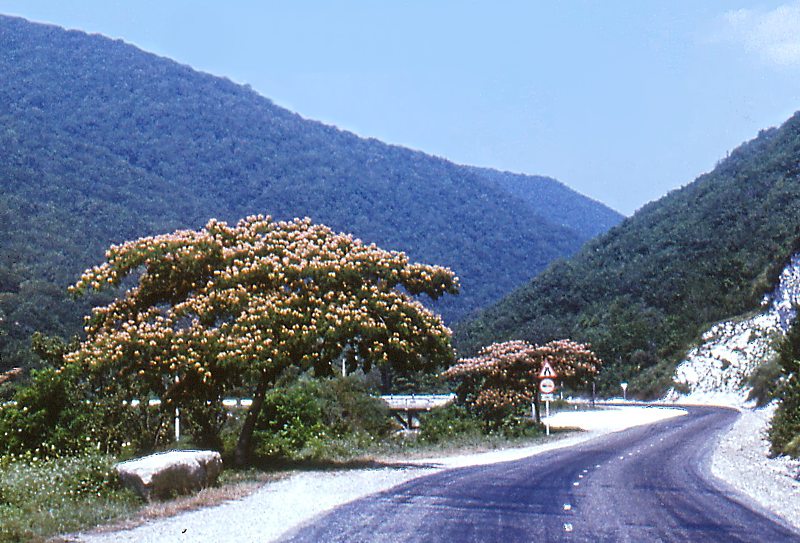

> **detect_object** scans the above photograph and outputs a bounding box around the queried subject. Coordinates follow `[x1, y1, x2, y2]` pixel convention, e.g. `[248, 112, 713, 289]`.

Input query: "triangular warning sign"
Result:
[538, 361, 558, 379]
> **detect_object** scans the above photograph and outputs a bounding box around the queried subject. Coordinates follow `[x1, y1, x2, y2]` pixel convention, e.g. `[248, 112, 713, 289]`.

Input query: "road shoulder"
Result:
[73, 405, 685, 543]
[711, 404, 800, 532]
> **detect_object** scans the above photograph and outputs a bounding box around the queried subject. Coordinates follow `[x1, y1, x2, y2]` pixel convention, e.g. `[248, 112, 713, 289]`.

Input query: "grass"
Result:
[0, 453, 139, 543]
[0, 454, 289, 543]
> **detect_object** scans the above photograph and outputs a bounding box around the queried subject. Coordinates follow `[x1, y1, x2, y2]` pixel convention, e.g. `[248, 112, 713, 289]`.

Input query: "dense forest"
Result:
[455, 111, 800, 396]
[467, 167, 621, 240]
[0, 16, 622, 371]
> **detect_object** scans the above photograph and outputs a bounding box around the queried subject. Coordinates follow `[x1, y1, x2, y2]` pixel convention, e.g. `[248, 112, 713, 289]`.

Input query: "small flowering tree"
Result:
[443, 339, 601, 425]
[67, 215, 458, 464]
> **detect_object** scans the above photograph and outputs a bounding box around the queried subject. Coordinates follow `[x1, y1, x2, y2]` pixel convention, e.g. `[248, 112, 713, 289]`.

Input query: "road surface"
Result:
[280, 406, 799, 542]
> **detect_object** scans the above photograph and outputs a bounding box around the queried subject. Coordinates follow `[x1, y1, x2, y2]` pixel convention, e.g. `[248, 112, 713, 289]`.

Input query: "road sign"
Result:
[538, 361, 558, 379]
[541, 393, 555, 401]
[539, 378, 556, 394]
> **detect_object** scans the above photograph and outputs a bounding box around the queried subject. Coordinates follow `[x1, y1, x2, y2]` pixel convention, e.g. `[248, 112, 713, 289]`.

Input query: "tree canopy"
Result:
[66, 215, 459, 463]
[443, 339, 601, 423]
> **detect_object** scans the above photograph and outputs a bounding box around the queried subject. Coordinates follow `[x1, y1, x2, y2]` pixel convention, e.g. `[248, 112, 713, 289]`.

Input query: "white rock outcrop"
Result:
[666, 254, 800, 406]
[116, 450, 222, 501]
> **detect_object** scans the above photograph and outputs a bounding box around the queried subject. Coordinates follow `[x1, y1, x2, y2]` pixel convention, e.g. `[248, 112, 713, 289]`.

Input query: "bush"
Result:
[181, 400, 228, 451]
[769, 374, 800, 457]
[769, 319, 800, 457]
[747, 358, 783, 407]
[315, 376, 393, 437]
[783, 434, 800, 458]
[630, 361, 682, 400]
[418, 403, 542, 443]
[0, 360, 158, 458]
[418, 404, 484, 444]
[251, 375, 392, 461]
[0, 333, 176, 458]
[0, 364, 103, 457]
[253, 380, 328, 460]
[495, 415, 542, 438]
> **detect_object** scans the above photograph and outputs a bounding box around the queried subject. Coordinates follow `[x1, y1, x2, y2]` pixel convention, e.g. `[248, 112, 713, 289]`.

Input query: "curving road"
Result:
[280, 406, 799, 542]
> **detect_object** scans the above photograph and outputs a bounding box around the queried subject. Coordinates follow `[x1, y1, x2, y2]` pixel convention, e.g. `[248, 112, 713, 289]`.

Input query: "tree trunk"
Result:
[234, 377, 270, 467]
[533, 388, 541, 423]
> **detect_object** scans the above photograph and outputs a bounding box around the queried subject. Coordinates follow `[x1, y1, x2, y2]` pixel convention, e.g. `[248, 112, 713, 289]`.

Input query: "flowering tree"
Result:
[443, 339, 601, 424]
[0, 367, 22, 386]
[66, 215, 458, 464]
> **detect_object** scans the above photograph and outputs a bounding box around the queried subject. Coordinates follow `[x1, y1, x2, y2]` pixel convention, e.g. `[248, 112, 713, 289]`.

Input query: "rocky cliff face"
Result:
[666, 254, 800, 406]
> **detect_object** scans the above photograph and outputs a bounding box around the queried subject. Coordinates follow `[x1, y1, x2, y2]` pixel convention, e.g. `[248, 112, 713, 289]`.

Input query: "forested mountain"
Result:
[455, 112, 800, 396]
[0, 15, 622, 370]
[468, 168, 623, 239]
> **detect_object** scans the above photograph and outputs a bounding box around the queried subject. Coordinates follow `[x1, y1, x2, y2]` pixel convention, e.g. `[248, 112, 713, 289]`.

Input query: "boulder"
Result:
[116, 450, 222, 501]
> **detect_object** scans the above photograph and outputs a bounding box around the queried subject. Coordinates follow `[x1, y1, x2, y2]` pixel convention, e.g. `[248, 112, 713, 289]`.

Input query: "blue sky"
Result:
[2, 1, 800, 214]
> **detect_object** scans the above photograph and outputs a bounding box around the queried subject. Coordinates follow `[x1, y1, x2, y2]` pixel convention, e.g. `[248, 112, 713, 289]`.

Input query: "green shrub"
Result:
[629, 361, 680, 400]
[671, 380, 691, 395]
[495, 415, 542, 438]
[419, 402, 543, 444]
[253, 380, 328, 460]
[251, 375, 392, 461]
[0, 333, 176, 458]
[0, 365, 99, 457]
[784, 435, 800, 458]
[314, 376, 392, 437]
[0, 360, 157, 458]
[418, 404, 484, 444]
[769, 374, 800, 457]
[769, 318, 800, 457]
[181, 400, 229, 451]
[747, 358, 783, 407]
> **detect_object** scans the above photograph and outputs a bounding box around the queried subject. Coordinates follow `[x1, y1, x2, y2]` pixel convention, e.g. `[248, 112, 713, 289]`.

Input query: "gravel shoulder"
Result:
[71, 406, 685, 543]
[711, 404, 800, 532]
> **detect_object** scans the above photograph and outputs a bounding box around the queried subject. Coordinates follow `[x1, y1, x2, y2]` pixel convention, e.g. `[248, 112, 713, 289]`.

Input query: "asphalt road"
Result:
[279, 406, 800, 542]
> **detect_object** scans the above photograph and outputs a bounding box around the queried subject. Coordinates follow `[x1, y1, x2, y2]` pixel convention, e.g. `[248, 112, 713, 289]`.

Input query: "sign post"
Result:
[621, 382, 628, 401]
[174, 375, 181, 442]
[538, 362, 559, 436]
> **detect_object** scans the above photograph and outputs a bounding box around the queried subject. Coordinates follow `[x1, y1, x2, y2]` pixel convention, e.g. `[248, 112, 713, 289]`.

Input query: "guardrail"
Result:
[118, 398, 255, 408]
[3, 396, 454, 410]
[380, 394, 456, 429]
[1, 394, 457, 434]
[380, 394, 456, 410]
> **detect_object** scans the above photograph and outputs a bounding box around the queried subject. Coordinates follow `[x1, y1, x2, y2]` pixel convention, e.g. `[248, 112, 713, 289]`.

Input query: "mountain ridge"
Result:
[0, 15, 622, 370]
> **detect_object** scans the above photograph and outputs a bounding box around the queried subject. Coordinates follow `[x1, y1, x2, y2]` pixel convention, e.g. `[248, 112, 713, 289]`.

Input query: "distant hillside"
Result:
[0, 15, 622, 370]
[469, 168, 623, 239]
[455, 112, 800, 396]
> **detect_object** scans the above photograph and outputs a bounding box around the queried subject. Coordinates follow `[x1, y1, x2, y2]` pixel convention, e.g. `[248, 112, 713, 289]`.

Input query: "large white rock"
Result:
[666, 253, 800, 406]
[116, 450, 222, 501]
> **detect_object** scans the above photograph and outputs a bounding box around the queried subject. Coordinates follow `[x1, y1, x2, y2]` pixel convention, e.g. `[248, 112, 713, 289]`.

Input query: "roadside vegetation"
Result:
[769, 318, 800, 458]
[0, 217, 599, 542]
[0, 452, 136, 542]
[0, 367, 573, 542]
